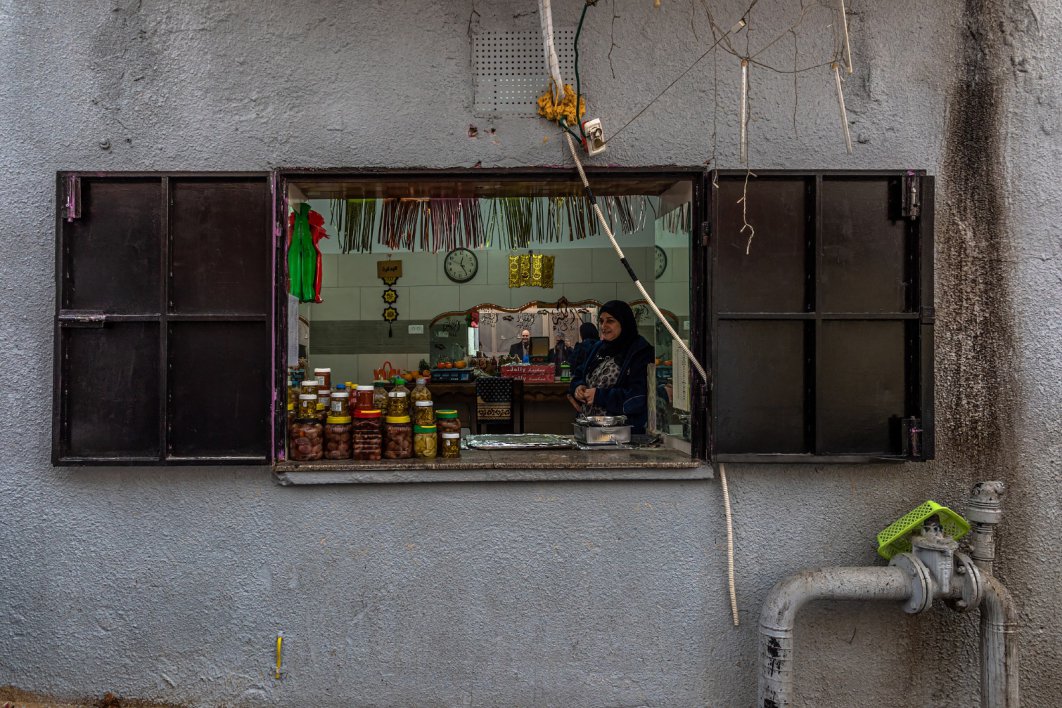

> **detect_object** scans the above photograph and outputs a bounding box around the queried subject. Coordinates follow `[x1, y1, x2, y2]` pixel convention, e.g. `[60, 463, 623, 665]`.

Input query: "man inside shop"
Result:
[508, 329, 532, 360]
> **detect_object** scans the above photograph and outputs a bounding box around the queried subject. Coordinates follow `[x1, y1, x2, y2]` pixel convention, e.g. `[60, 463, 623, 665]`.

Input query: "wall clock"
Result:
[654, 246, 668, 279]
[444, 248, 479, 283]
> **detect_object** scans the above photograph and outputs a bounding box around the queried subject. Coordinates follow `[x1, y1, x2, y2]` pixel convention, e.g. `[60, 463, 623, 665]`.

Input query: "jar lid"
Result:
[441, 432, 461, 439]
[416, 377, 427, 385]
[354, 409, 382, 418]
[326, 415, 352, 424]
[436, 409, 459, 419]
[314, 367, 331, 373]
[287, 402, 295, 411]
[373, 380, 389, 386]
[335, 383, 346, 390]
[299, 394, 316, 401]
[393, 376, 406, 385]
[385, 415, 411, 424]
[356, 385, 374, 391]
[301, 381, 318, 388]
[388, 390, 408, 397]
[414, 425, 437, 433]
[332, 390, 350, 398]
[414, 400, 433, 407]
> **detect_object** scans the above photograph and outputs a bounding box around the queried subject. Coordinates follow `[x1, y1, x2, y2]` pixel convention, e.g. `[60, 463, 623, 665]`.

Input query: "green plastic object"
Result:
[876, 501, 970, 560]
[288, 204, 317, 303]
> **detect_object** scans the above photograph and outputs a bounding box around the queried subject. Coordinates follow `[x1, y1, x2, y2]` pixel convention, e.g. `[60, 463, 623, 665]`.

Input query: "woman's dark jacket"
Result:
[569, 338, 596, 371]
[568, 336, 654, 433]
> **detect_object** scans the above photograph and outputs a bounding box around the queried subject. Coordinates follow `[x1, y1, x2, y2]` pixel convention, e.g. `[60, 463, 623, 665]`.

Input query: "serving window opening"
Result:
[278, 169, 702, 471]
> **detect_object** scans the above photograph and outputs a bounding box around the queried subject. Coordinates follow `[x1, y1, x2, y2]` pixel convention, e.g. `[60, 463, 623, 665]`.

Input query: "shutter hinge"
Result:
[63, 174, 82, 222]
[920, 306, 935, 324]
[701, 221, 711, 247]
[901, 171, 921, 220]
[58, 312, 105, 328]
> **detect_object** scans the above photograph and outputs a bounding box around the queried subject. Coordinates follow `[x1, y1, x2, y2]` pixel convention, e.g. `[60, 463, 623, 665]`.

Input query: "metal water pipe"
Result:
[757, 482, 1018, 708]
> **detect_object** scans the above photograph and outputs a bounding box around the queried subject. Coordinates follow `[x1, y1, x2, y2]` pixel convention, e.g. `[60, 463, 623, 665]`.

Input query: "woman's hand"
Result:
[581, 387, 597, 405]
[574, 385, 588, 402]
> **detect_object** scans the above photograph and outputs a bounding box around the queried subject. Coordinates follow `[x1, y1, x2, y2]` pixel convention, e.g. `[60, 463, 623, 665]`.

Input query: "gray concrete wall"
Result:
[1, 1, 1058, 705]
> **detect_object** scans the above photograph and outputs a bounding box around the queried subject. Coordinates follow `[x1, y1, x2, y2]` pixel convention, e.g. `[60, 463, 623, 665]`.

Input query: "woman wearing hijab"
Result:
[569, 301, 654, 434]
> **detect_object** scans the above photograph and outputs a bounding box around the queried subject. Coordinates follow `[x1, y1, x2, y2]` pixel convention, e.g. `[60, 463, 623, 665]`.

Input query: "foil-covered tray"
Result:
[465, 434, 576, 450]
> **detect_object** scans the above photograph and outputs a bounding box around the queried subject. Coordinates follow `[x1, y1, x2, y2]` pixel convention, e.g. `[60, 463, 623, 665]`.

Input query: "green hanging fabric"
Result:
[288, 203, 317, 303]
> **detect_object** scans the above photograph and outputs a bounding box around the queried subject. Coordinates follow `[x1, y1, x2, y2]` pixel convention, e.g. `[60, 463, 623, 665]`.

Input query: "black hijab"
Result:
[597, 300, 639, 357]
[579, 322, 599, 341]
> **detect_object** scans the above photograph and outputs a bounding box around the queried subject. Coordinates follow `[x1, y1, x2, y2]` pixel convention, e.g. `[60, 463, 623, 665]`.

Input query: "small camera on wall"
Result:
[581, 118, 606, 156]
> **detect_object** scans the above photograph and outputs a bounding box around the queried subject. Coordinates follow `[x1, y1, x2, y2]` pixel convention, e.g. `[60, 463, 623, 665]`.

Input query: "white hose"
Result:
[719, 463, 739, 626]
[538, 0, 565, 99]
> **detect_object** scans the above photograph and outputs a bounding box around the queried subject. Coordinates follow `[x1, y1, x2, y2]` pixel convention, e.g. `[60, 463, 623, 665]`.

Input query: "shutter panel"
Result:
[709, 171, 934, 462]
[53, 173, 273, 465]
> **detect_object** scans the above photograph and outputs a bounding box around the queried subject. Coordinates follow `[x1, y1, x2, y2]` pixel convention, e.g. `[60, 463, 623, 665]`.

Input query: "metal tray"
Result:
[573, 423, 632, 445]
[465, 434, 576, 450]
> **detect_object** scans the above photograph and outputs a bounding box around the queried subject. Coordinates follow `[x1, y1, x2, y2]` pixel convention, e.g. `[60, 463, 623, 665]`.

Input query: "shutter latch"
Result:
[59, 312, 105, 328]
[701, 221, 711, 247]
[901, 171, 921, 220]
[902, 416, 923, 459]
[63, 174, 82, 222]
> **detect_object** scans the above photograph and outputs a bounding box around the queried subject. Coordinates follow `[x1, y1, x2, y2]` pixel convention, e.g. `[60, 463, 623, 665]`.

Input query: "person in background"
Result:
[548, 335, 572, 375]
[569, 322, 598, 371]
[569, 301, 654, 434]
[508, 329, 532, 360]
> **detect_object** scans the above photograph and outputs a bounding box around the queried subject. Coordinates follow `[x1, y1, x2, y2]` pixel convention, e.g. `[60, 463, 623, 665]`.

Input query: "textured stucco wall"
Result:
[1, 1, 1059, 706]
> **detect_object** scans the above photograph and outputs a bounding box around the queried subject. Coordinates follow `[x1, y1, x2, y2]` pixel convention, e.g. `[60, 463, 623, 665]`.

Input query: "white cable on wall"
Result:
[563, 130, 739, 627]
[538, 0, 565, 97]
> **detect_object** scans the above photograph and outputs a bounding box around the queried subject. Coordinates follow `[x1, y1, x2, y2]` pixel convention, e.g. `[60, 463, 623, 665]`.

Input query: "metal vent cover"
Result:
[473, 30, 575, 116]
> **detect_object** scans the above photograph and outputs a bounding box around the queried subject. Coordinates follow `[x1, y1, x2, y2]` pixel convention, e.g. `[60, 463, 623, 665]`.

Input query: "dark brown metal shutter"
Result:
[708, 171, 934, 462]
[53, 173, 273, 465]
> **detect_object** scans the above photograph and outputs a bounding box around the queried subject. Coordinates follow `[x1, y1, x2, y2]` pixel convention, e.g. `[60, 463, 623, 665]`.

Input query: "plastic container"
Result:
[353, 409, 383, 460]
[436, 409, 461, 438]
[876, 501, 970, 560]
[413, 399, 435, 427]
[330, 389, 350, 418]
[314, 367, 332, 389]
[317, 389, 331, 412]
[372, 381, 389, 411]
[301, 379, 319, 399]
[324, 416, 353, 459]
[384, 415, 413, 459]
[411, 378, 432, 403]
[297, 393, 317, 419]
[355, 385, 375, 411]
[387, 390, 409, 417]
[414, 424, 438, 459]
[289, 420, 324, 461]
[441, 432, 461, 459]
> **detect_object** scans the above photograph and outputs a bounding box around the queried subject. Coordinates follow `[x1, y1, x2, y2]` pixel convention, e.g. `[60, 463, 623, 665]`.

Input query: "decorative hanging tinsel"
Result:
[661, 202, 692, 234]
[325, 196, 653, 253]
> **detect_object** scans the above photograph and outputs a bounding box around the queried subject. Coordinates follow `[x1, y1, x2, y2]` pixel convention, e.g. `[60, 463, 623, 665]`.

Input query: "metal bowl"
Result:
[578, 414, 627, 427]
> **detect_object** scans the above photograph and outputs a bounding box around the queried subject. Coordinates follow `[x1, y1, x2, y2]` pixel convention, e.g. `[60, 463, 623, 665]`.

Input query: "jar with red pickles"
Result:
[354, 385, 375, 411]
[353, 409, 383, 461]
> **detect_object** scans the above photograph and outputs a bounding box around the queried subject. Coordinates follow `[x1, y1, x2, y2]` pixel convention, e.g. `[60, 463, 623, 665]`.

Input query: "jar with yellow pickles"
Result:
[440, 432, 461, 459]
[413, 399, 435, 427]
[414, 425, 437, 459]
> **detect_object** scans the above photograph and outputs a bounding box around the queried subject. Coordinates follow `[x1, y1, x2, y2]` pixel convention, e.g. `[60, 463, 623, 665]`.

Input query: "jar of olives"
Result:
[324, 416, 353, 459]
[297, 393, 317, 419]
[413, 399, 435, 427]
[440, 432, 461, 459]
[330, 388, 350, 418]
[411, 378, 432, 403]
[387, 390, 409, 417]
[353, 409, 383, 461]
[414, 425, 437, 459]
[384, 415, 413, 459]
[289, 420, 324, 461]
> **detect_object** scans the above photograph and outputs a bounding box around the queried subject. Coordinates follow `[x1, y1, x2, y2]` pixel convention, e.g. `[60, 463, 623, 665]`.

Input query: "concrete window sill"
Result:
[273, 448, 711, 485]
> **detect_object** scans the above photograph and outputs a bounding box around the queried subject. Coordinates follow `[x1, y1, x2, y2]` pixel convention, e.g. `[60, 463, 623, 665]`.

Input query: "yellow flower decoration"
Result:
[536, 83, 586, 126]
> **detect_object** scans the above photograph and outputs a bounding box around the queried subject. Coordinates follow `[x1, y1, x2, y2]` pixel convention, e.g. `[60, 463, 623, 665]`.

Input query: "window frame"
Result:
[272, 166, 711, 464]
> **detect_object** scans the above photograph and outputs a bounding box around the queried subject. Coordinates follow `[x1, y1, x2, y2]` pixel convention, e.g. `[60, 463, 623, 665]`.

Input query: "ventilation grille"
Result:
[473, 30, 575, 116]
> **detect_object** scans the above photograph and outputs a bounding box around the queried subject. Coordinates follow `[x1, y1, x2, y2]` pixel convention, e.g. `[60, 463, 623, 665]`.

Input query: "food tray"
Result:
[465, 434, 576, 450]
[573, 423, 632, 445]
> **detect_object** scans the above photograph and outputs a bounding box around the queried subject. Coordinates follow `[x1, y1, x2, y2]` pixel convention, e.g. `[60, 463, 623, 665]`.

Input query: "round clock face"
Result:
[444, 248, 478, 283]
[654, 246, 668, 279]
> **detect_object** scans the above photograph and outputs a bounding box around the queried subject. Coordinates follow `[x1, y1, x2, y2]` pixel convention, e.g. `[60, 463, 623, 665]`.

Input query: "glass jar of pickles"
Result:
[301, 379, 319, 400]
[297, 393, 317, 419]
[313, 367, 331, 389]
[355, 385, 374, 411]
[440, 432, 461, 459]
[411, 378, 432, 403]
[317, 388, 331, 413]
[289, 420, 324, 461]
[330, 388, 350, 418]
[372, 380, 389, 411]
[353, 409, 383, 460]
[384, 415, 413, 459]
[414, 425, 437, 459]
[413, 399, 435, 427]
[436, 409, 461, 436]
[387, 390, 409, 417]
[324, 416, 353, 459]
